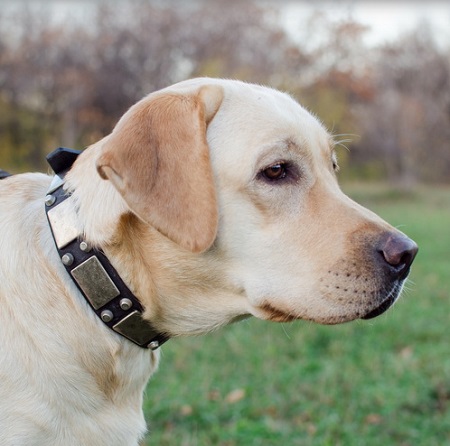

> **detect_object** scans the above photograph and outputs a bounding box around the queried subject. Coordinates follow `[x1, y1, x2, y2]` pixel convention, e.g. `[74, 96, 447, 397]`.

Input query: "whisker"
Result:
[331, 132, 359, 139]
[281, 323, 292, 340]
[330, 133, 359, 153]
[331, 133, 358, 151]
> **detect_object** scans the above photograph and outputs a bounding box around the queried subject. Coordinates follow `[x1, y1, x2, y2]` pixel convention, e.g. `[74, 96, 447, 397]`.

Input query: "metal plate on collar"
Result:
[47, 174, 65, 194]
[71, 256, 120, 309]
[113, 311, 160, 346]
[47, 198, 79, 249]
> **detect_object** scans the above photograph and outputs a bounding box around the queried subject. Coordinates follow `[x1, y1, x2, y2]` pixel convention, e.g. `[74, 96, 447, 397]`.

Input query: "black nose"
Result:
[379, 233, 418, 280]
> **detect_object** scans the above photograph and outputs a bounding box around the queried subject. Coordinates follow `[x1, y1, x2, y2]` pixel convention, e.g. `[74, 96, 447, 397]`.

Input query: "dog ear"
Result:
[96, 84, 224, 253]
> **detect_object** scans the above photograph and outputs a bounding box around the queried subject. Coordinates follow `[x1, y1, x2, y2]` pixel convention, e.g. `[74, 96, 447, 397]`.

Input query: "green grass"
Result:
[143, 184, 450, 445]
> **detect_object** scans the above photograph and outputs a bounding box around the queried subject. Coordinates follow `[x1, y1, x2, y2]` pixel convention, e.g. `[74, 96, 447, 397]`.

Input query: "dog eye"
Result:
[258, 162, 298, 184]
[262, 163, 287, 181]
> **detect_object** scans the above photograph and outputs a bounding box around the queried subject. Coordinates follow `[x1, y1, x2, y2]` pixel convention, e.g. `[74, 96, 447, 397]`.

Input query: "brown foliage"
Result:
[0, 1, 449, 183]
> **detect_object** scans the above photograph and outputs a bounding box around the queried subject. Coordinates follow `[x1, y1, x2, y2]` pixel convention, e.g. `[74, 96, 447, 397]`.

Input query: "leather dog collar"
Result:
[0, 169, 12, 179]
[44, 148, 169, 350]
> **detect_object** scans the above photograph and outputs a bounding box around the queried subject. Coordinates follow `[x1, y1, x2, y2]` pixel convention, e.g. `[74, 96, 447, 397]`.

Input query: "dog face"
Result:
[89, 78, 417, 336]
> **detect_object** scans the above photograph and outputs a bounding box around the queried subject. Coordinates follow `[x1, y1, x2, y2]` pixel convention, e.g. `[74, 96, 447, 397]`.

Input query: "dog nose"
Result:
[379, 233, 418, 279]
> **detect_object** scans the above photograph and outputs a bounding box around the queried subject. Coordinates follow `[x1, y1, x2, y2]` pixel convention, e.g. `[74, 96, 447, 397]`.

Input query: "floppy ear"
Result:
[96, 84, 224, 253]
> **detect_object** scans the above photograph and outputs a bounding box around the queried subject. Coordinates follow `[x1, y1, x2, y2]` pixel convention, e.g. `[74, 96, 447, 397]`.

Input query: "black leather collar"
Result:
[44, 148, 169, 350]
[0, 169, 12, 179]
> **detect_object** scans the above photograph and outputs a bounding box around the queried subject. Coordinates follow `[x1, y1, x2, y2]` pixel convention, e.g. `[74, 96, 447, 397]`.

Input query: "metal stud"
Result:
[61, 253, 74, 266]
[101, 310, 114, 323]
[45, 194, 56, 206]
[148, 340, 160, 350]
[79, 241, 92, 252]
[119, 298, 133, 311]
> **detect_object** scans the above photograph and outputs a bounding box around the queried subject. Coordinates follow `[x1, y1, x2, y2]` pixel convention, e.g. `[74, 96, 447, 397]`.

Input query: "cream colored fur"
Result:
[0, 78, 415, 445]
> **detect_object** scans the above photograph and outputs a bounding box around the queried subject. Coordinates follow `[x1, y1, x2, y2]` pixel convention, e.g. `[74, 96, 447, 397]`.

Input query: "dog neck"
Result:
[64, 140, 130, 247]
[64, 143, 250, 338]
[0, 170, 159, 445]
[46, 146, 169, 349]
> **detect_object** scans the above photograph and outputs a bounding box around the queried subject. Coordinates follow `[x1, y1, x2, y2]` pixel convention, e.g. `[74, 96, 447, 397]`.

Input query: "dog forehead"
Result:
[206, 80, 330, 173]
[164, 77, 325, 136]
[226, 81, 327, 146]
[162, 78, 331, 178]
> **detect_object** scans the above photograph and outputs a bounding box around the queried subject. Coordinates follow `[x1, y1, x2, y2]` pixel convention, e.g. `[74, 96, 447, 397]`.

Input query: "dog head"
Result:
[91, 78, 417, 336]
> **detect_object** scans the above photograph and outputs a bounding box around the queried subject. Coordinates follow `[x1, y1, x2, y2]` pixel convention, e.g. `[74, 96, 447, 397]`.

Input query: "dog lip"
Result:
[361, 283, 402, 320]
[257, 302, 297, 322]
[361, 297, 395, 320]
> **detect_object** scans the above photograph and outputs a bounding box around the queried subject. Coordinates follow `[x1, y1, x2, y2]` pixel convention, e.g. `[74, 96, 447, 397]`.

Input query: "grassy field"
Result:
[143, 184, 450, 446]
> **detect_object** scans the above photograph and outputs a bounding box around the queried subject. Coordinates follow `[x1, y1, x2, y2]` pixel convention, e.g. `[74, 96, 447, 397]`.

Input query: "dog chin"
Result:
[361, 281, 404, 320]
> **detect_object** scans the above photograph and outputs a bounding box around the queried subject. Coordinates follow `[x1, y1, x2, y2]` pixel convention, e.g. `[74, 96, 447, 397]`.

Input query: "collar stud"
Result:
[148, 341, 160, 350]
[45, 194, 56, 206]
[101, 310, 114, 323]
[80, 241, 92, 252]
[62, 253, 74, 266]
[120, 298, 133, 311]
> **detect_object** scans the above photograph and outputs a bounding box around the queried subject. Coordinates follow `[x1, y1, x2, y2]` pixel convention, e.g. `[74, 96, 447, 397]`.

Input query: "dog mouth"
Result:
[361, 282, 403, 320]
[255, 279, 406, 323]
[256, 302, 298, 323]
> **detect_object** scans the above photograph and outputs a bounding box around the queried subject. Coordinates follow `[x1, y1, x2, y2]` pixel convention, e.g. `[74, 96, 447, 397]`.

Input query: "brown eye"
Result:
[262, 163, 287, 181]
[258, 161, 300, 184]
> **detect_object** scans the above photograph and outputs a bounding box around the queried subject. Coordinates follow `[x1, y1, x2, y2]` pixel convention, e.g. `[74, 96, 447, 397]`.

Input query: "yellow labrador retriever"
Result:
[0, 78, 417, 445]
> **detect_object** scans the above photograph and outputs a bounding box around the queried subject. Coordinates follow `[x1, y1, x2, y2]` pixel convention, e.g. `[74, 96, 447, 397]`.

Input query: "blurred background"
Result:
[1, 1, 449, 445]
[1, 0, 449, 186]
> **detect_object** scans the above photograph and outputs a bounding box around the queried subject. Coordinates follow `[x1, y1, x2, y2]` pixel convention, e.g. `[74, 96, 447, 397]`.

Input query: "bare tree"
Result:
[0, 0, 293, 170]
[1, 0, 450, 185]
[354, 28, 450, 184]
